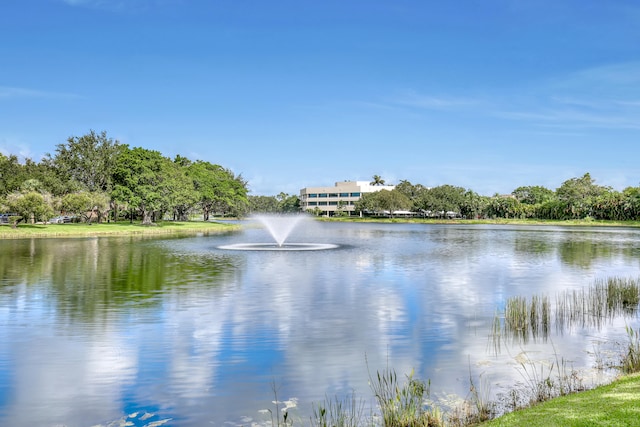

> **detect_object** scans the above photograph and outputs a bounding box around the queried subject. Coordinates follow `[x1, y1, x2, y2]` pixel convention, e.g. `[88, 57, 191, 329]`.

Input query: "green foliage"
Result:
[6, 191, 54, 224]
[483, 374, 640, 427]
[61, 192, 93, 221]
[276, 192, 300, 213]
[4, 136, 640, 224]
[163, 159, 198, 221]
[355, 189, 411, 216]
[621, 327, 640, 374]
[112, 146, 167, 224]
[553, 173, 610, 219]
[61, 191, 110, 223]
[416, 185, 467, 214]
[311, 391, 365, 427]
[485, 195, 524, 219]
[50, 130, 123, 193]
[370, 175, 386, 186]
[369, 367, 441, 427]
[187, 160, 248, 219]
[0, 153, 26, 197]
[248, 195, 280, 213]
[460, 190, 488, 219]
[512, 185, 555, 205]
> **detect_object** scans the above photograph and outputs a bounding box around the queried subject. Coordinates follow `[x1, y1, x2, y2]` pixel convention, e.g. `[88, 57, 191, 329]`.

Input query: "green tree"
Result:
[187, 161, 248, 220]
[112, 146, 167, 225]
[370, 175, 386, 186]
[622, 186, 640, 220]
[164, 159, 198, 221]
[512, 185, 555, 205]
[555, 173, 610, 219]
[248, 195, 279, 213]
[19, 158, 69, 195]
[415, 185, 466, 216]
[50, 130, 123, 193]
[0, 153, 26, 197]
[60, 191, 110, 223]
[276, 192, 300, 213]
[395, 180, 428, 211]
[355, 189, 410, 216]
[485, 195, 523, 219]
[354, 191, 382, 214]
[6, 191, 54, 225]
[376, 189, 411, 216]
[460, 190, 488, 219]
[61, 192, 93, 222]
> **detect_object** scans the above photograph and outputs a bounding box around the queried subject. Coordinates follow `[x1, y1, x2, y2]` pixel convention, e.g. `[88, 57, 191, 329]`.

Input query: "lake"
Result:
[1, 221, 639, 426]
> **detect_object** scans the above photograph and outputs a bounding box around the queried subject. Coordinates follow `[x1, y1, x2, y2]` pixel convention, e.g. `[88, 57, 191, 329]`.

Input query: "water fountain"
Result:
[218, 214, 339, 251]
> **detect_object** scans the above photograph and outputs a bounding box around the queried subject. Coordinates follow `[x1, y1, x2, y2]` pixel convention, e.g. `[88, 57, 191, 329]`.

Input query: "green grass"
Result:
[318, 217, 640, 228]
[481, 373, 640, 426]
[0, 220, 239, 238]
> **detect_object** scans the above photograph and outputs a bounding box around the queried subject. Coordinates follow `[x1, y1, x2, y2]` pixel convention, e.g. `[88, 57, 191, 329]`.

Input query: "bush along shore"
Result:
[264, 276, 640, 427]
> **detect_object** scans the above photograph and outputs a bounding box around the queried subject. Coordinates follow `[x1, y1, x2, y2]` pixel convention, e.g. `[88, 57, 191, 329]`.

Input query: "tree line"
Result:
[0, 131, 250, 225]
[352, 174, 640, 221]
[2, 131, 639, 225]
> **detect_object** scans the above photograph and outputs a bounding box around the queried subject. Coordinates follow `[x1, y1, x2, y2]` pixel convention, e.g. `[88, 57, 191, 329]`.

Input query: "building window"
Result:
[319, 201, 328, 206]
[319, 194, 328, 198]
[308, 202, 317, 206]
[339, 193, 349, 197]
[350, 192, 360, 197]
[329, 201, 338, 205]
[328, 193, 338, 197]
[308, 194, 318, 198]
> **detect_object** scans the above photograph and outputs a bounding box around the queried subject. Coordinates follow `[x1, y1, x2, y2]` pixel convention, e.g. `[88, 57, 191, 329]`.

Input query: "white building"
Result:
[299, 181, 395, 216]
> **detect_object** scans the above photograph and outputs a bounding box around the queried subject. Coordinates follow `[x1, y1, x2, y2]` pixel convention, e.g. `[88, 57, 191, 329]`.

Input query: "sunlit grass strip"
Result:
[319, 217, 640, 228]
[0, 221, 239, 238]
[482, 373, 640, 427]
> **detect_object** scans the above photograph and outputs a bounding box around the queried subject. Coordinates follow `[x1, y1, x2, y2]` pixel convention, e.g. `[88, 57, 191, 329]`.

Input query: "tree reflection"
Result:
[0, 237, 239, 322]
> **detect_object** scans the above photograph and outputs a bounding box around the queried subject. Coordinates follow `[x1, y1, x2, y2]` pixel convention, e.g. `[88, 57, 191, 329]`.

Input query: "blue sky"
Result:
[1, 0, 639, 196]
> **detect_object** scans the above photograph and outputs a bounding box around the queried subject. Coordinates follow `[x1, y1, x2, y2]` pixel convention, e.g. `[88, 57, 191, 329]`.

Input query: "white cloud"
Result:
[0, 137, 35, 161]
[0, 86, 80, 100]
[391, 91, 480, 111]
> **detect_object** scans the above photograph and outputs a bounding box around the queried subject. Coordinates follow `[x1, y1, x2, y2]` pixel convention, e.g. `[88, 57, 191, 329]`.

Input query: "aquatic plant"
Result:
[621, 326, 640, 374]
[494, 277, 640, 345]
[311, 391, 366, 427]
[368, 367, 443, 427]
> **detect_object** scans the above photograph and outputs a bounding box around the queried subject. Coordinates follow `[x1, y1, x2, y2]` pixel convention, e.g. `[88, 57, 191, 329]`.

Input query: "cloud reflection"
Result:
[1, 224, 639, 425]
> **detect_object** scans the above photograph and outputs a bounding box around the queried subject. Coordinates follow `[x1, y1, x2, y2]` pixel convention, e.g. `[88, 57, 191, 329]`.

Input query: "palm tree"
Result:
[370, 175, 385, 186]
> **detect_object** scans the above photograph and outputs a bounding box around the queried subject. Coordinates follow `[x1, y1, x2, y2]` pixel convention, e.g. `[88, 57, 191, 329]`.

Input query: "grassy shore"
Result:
[318, 216, 640, 228]
[4, 217, 639, 240]
[481, 373, 640, 426]
[0, 220, 239, 239]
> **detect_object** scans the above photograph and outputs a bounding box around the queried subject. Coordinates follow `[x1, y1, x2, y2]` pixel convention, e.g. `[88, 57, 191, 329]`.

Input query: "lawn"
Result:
[482, 373, 640, 426]
[0, 220, 239, 238]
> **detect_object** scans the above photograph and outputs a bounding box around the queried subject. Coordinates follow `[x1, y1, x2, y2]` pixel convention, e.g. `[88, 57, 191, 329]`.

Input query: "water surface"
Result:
[1, 222, 639, 426]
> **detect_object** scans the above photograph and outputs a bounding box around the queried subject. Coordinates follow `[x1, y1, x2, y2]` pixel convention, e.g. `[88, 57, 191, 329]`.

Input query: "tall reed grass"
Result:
[492, 277, 640, 346]
[621, 325, 640, 374]
[368, 366, 443, 427]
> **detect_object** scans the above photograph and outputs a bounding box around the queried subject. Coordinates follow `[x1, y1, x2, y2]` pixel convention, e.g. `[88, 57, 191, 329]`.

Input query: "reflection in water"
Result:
[0, 224, 639, 425]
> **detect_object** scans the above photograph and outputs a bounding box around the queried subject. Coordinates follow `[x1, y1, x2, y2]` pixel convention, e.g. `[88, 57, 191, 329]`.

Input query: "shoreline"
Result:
[317, 216, 640, 228]
[3, 217, 640, 239]
[0, 220, 240, 239]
